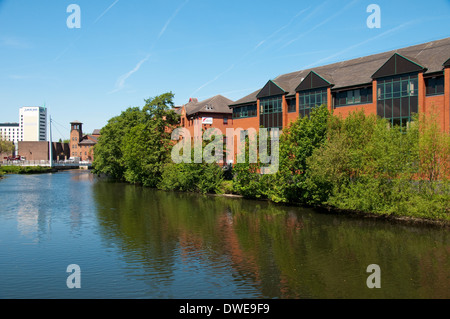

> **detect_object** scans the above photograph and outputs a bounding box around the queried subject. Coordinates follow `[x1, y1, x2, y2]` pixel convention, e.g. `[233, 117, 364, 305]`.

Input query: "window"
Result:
[425, 75, 445, 96]
[260, 96, 283, 130]
[287, 97, 296, 113]
[260, 96, 283, 114]
[223, 117, 228, 125]
[233, 104, 257, 119]
[334, 87, 372, 107]
[377, 73, 418, 126]
[298, 89, 327, 117]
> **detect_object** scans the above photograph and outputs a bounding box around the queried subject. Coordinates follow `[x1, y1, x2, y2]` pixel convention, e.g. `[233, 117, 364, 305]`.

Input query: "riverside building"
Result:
[229, 37, 450, 134]
[176, 95, 234, 139]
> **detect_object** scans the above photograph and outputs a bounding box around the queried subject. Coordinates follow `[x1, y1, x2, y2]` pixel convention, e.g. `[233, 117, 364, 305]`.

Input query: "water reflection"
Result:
[0, 171, 448, 299]
[92, 180, 450, 299]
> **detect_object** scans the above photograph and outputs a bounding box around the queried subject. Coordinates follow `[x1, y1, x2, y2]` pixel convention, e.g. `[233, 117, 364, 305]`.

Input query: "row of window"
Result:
[233, 74, 446, 120]
[260, 96, 283, 115]
[232, 104, 257, 119]
[71, 152, 89, 156]
[335, 87, 373, 107]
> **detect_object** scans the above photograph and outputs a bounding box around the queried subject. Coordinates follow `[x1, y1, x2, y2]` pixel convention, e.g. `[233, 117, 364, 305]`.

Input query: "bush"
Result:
[268, 105, 330, 204]
[159, 162, 224, 194]
[307, 109, 450, 220]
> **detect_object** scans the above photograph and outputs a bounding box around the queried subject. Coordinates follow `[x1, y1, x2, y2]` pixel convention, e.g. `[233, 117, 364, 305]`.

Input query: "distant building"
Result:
[19, 106, 47, 141]
[70, 121, 100, 162]
[0, 122, 20, 143]
[18, 141, 70, 162]
[0, 123, 20, 156]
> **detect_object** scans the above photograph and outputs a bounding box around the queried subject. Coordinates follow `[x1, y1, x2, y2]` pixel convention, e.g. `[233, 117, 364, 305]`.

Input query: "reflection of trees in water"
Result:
[92, 181, 450, 299]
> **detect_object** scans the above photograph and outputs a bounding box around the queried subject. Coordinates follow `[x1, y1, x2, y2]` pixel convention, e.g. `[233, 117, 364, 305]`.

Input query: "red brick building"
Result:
[176, 95, 234, 139]
[70, 121, 100, 162]
[229, 37, 450, 134]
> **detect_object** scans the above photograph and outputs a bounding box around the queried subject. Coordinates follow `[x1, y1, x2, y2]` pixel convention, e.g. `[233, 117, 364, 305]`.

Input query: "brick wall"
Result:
[18, 141, 49, 161]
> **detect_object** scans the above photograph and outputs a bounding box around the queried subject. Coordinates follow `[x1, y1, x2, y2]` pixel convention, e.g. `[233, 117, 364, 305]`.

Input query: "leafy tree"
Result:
[121, 92, 179, 187]
[268, 105, 330, 204]
[0, 137, 15, 155]
[93, 92, 179, 186]
[93, 106, 145, 180]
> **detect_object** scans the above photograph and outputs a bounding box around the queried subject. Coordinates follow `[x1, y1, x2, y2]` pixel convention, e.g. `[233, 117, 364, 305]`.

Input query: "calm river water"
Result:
[0, 170, 448, 299]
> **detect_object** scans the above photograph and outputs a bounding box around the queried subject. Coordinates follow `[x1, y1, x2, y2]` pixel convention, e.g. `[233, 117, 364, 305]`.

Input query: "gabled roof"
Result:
[185, 95, 233, 116]
[371, 53, 425, 79]
[256, 80, 286, 99]
[296, 71, 333, 92]
[229, 37, 450, 106]
[79, 138, 96, 146]
[444, 57, 450, 68]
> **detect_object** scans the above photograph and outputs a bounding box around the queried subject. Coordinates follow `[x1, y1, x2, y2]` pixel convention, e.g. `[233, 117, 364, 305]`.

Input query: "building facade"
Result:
[70, 121, 100, 162]
[19, 106, 47, 142]
[176, 95, 234, 138]
[229, 37, 450, 135]
[0, 123, 20, 143]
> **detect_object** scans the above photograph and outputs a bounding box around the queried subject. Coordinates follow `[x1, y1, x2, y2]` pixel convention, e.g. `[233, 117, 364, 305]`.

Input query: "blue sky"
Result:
[1, 0, 450, 141]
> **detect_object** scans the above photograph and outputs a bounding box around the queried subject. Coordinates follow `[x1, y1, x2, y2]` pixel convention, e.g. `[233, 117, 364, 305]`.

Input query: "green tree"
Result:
[93, 106, 145, 180]
[93, 92, 179, 186]
[121, 92, 179, 187]
[268, 105, 330, 204]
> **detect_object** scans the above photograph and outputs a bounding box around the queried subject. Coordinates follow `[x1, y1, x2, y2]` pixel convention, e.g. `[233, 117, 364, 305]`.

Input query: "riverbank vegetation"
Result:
[93, 93, 450, 222]
[0, 166, 55, 174]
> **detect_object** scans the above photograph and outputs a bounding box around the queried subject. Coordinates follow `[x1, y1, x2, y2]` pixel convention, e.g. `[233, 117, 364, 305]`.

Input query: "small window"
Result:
[425, 76, 445, 96]
[223, 117, 228, 124]
[287, 98, 296, 113]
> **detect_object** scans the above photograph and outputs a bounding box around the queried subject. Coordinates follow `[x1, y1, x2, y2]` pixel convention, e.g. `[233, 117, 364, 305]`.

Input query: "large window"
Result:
[260, 96, 283, 130]
[298, 89, 327, 117]
[233, 104, 257, 119]
[377, 73, 418, 127]
[334, 87, 372, 107]
[425, 75, 445, 96]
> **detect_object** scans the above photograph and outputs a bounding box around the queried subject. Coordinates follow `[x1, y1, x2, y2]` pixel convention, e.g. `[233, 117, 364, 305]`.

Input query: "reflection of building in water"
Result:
[16, 198, 50, 241]
[71, 170, 95, 182]
[17, 208, 39, 238]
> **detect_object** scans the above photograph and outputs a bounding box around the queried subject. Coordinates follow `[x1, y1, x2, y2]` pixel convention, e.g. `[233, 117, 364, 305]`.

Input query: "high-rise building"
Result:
[19, 106, 47, 141]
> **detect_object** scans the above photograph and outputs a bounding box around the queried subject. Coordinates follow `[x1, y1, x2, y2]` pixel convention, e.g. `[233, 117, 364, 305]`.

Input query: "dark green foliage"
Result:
[159, 162, 224, 194]
[268, 105, 330, 204]
[307, 110, 449, 220]
[93, 92, 179, 187]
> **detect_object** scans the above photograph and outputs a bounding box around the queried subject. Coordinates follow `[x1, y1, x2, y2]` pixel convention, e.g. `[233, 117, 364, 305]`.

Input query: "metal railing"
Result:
[1, 160, 92, 167]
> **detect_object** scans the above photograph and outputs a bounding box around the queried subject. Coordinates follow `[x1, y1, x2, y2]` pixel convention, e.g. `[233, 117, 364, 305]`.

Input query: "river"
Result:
[0, 170, 448, 299]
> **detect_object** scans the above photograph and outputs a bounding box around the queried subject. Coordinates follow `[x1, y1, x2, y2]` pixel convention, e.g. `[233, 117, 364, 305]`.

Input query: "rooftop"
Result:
[184, 95, 234, 116]
[0, 123, 19, 127]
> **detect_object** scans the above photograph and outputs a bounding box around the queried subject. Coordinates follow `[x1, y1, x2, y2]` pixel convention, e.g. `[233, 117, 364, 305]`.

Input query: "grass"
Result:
[0, 165, 55, 175]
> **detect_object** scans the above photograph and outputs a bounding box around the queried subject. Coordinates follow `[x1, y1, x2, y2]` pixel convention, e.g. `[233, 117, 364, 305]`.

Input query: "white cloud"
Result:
[108, 54, 151, 94]
[158, 0, 189, 39]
